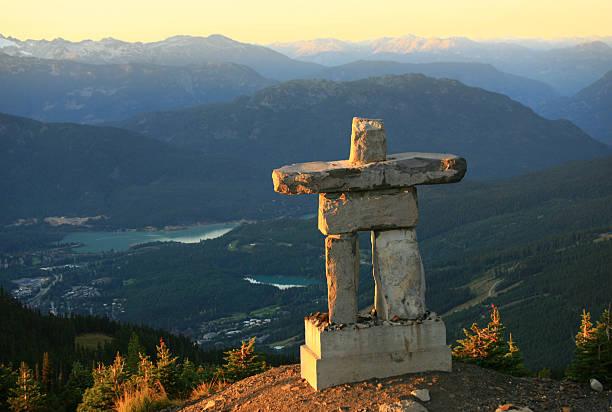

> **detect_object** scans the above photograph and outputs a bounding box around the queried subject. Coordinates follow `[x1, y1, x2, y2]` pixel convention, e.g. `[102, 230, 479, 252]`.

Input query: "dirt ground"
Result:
[173, 363, 611, 412]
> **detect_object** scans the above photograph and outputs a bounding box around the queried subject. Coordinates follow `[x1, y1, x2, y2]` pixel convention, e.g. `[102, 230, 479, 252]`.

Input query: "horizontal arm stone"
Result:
[272, 152, 466, 195]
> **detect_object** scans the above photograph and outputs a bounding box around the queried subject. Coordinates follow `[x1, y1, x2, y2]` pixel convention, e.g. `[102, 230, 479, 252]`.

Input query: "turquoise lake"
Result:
[62, 224, 237, 253]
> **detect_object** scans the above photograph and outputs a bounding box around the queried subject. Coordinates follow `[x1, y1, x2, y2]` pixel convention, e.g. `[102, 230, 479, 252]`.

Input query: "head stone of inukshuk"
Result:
[272, 117, 466, 324]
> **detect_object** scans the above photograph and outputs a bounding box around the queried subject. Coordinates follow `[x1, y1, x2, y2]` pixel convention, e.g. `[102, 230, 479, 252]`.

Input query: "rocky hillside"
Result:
[540, 70, 612, 146]
[175, 364, 611, 411]
[0, 52, 276, 123]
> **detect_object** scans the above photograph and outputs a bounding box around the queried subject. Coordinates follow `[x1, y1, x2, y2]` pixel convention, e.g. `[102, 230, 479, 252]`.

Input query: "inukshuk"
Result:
[272, 117, 467, 390]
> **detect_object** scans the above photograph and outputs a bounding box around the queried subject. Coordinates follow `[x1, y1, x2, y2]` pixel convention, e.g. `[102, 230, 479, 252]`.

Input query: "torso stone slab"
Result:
[318, 187, 418, 235]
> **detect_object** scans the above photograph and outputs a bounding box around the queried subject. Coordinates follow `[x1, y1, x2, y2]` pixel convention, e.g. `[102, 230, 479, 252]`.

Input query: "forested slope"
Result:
[8, 156, 607, 370]
[0, 288, 220, 376]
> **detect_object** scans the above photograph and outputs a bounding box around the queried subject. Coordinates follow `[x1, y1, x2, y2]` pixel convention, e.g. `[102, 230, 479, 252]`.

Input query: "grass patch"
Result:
[75, 333, 114, 350]
[216, 313, 247, 323]
[249, 305, 280, 317]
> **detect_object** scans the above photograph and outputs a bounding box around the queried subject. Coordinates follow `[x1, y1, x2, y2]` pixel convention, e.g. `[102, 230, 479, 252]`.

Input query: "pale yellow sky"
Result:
[2, 0, 611, 44]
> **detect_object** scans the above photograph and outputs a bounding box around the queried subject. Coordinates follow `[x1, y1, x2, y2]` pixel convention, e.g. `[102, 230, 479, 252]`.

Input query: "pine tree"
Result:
[222, 337, 267, 382]
[61, 361, 93, 412]
[126, 332, 145, 374]
[452, 304, 528, 376]
[154, 338, 179, 397]
[178, 358, 198, 396]
[77, 353, 127, 412]
[566, 307, 612, 383]
[7, 362, 46, 412]
[41, 352, 53, 392]
[0, 364, 17, 411]
[137, 353, 155, 387]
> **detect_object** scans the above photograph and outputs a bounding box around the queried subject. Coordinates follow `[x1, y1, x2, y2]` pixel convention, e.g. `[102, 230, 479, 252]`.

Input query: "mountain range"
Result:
[0, 112, 281, 227]
[0, 52, 275, 123]
[540, 69, 612, 146]
[2, 73, 608, 228]
[0, 52, 565, 123]
[270, 35, 612, 62]
[113, 74, 607, 180]
[309, 60, 558, 108]
[0, 34, 322, 81]
[270, 36, 612, 95]
[4, 33, 612, 96]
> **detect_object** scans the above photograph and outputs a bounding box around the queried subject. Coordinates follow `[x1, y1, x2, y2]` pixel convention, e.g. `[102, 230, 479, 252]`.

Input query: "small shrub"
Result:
[537, 368, 552, 379]
[114, 381, 170, 412]
[189, 374, 226, 401]
[221, 337, 267, 382]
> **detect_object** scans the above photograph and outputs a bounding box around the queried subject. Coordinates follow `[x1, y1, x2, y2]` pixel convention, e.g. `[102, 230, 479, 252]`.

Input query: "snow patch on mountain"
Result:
[0, 37, 20, 48]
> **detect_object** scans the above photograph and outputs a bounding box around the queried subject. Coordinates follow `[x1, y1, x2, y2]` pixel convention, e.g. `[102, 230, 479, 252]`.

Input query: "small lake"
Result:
[244, 275, 319, 290]
[62, 224, 237, 253]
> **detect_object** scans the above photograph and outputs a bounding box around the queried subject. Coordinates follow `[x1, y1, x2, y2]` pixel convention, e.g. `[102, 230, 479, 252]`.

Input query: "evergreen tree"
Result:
[154, 338, 179, 397]
[178, 358, 198, 397]
[221, 337, 267, 382]
[566, 308, 612, 383]
[41, 352, 53, 392]
[452, 305, 528, 376]
[77, 354, 127, 412]
[0, 364, 17, 411]
[126, 332, 145, 374]
[136, 353, 155, 387]
[7, 362, 46, 412]
[61, 362, 93, 412]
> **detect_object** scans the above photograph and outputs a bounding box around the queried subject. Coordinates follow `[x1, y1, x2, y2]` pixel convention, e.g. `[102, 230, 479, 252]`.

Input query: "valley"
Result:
[2, 155, 610, 371]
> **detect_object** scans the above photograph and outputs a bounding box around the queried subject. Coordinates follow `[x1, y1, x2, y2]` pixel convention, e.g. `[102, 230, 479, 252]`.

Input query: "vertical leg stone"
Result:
[325, 233, 359, 324]
[372, 229, 426, 320]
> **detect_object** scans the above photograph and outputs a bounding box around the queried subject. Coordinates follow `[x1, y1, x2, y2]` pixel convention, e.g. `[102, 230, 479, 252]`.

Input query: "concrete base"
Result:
[300, 317, 451, 390]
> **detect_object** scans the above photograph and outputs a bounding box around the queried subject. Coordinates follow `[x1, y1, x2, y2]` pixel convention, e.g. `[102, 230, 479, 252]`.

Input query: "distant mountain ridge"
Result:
[2, 74, 609, 227]
[269, 36, 612, 94]
[113, 73, 608, 180]
[270, 35, 612, 60]
[540, 70, 612, 146]
[0, 52, 276, 123]
[309, 60, 558, 108]
[4, 33, 612, 95]
[0, 112, 285, 227]
[0, 34, 323, 81]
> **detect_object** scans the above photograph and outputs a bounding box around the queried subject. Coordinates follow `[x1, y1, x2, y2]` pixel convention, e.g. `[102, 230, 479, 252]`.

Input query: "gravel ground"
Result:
[173, 363, 611, 411]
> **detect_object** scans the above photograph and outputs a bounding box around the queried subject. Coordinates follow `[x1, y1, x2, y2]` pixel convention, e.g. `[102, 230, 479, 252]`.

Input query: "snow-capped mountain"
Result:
[268, 35, 612, 95]
[0, 34, 322, 80]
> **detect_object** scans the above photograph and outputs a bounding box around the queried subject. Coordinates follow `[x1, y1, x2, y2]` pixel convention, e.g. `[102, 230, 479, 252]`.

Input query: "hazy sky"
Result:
[3, 0, 611, 44]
